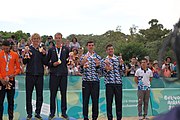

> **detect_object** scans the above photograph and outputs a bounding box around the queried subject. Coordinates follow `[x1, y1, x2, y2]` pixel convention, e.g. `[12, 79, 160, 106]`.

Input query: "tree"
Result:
[119, 42, 148, 61]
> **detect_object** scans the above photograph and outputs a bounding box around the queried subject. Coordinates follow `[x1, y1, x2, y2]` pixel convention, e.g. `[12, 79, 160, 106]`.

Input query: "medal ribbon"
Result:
[56, 46, 62, 60]
[4, 53, 11, 72]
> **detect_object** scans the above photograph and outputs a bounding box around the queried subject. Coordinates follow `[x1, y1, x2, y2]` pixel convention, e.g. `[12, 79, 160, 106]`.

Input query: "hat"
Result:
[153, 60, 158, 64]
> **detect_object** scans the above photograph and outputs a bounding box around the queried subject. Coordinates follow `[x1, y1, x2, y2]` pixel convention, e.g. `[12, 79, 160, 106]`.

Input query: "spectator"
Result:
[26, 37, 32, 46]
[152, 60, 161, 79]
[126, 56, 140, 76]
[119, 53, 123, 60]
[70, 37, 80, 50]
[162, 57, 174, 73]
[18, 38, 26, 50]
[45, 36, 54, 49]
[48, 41, 55, 49]
[78, 47, 84, 58]
[162, 63, 171, 78]
[72, 48, 79, 61]
[172, 61, 177, 77]
[148, 60, 153, 70]
[65, 39, 71, 50]
[10, 35, 18, 45]
[120, 59, 126, 76]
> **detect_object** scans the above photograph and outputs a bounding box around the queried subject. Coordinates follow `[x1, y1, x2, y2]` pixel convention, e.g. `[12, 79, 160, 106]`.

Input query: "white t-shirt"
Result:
[135, 68, 153, 88]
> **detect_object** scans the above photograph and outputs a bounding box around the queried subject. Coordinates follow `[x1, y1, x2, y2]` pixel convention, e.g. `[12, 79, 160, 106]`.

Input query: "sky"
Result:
[0, 0, 179, 38]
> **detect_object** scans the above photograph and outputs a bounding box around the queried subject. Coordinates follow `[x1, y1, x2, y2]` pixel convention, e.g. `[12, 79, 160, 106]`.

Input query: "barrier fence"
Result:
[2, 75, 180, 119]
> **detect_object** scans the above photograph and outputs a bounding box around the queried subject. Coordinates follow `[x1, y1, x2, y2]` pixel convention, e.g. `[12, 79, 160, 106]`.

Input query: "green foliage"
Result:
[0, 30, 29, 42]
[119, 42, 148, 61]
[14, 30, 29, 41]
[139, 19, 171, 42]
[0, 18, 174, 62]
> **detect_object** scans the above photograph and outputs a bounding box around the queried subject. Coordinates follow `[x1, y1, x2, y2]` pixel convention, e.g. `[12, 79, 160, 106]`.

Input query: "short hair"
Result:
[31, 33, 41, 40]
[141, 57, 148, 62]
[54, 32, 62, 38]
[106, 44, 113, 50]
[2, 40, 10, 46]
[86, 40, 94, 46]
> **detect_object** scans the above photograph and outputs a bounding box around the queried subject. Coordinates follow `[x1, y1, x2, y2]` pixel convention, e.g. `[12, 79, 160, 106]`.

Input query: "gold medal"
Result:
[58, 59, 62, 64]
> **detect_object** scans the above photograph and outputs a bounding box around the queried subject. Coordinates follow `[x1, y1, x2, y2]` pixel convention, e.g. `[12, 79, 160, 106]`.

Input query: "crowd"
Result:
[0, 33, 178, 120]
[0, 35, 177, 78]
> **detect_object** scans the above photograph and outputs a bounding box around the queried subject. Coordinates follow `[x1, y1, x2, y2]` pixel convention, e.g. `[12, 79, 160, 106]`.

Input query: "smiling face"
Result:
[86, 42, 94, 53]
[54, 33, 62, 46]
[106, 46, 114, 56]
[31, 33, 41, 47]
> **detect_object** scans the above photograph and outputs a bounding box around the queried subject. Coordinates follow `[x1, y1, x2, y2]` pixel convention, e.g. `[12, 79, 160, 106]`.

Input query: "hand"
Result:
[53, 61, 60, 67]
[5, 82, 12, 90]
[39, 47, 46, 55]
[94, 58, 100, 67]
[81, 56, 88, 66]
[104, 59, 110, 64]
[41, 49, 46, 55]
[0, 79, 9, 86]
[119, 59, 124, 65]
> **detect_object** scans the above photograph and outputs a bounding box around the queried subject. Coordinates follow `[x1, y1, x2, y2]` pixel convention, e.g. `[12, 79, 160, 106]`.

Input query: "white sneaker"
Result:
[139, 116, 144, 120]
[144, 116, 149, 120]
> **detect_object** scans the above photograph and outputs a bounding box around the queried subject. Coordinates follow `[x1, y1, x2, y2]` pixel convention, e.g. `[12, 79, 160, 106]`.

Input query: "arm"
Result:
[22, 56, 29, 64]
[149, 70, 153, 82]
[44, 49, 53, 67]
[134, 70, 139, 84]
[13, 53, 21, 76]
[149, 77, 152, 82]
[80, 54, 87, 66]
[66, 47, 70, 64]
[41, 47, 47, 65]
[134, 76, 138, 84]
[8, 53, 21, 79]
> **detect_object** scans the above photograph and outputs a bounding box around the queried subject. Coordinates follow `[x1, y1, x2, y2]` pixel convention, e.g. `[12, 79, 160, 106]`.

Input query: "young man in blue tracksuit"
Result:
[80, 41, 101, 120]
[101, 44, 122, 120]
